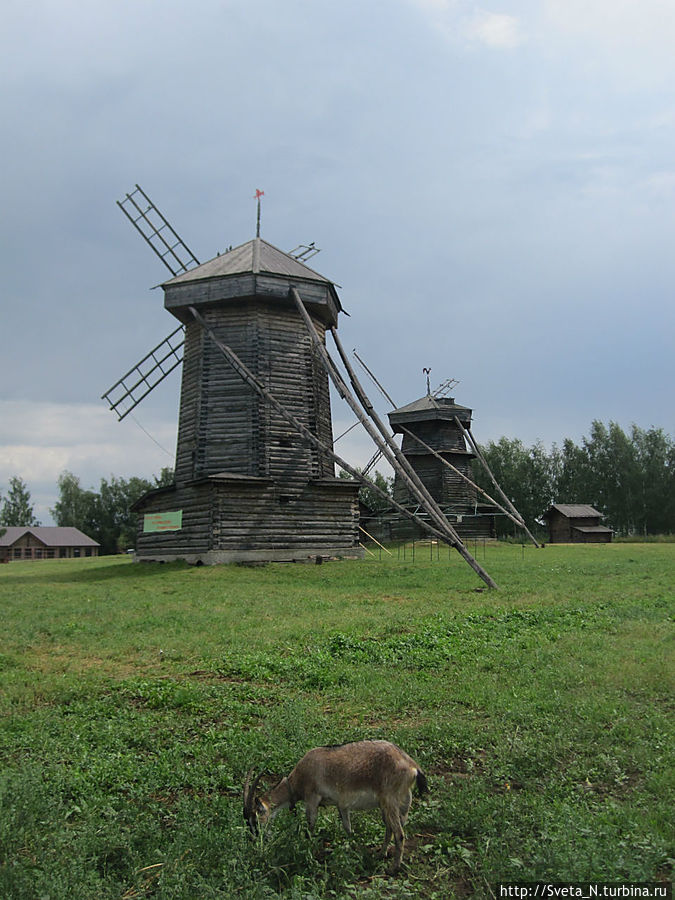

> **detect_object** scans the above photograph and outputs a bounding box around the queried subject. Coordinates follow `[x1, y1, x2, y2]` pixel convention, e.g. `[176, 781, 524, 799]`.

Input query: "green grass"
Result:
[0, 543, 673, 898]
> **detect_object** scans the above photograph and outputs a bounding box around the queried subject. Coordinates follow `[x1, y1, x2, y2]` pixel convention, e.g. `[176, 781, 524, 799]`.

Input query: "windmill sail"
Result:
[101, 325, 185, 420]
[117, 184, 200, 277]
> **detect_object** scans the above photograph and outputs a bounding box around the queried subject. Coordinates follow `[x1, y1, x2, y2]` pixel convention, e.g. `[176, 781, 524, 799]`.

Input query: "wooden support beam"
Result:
[455, 417, 541, 548]
[289, 289, 453, 541]
[352, 348, 397, 408]
[359, 524, 393, 555]
[330, 323, 465, 544]
[289, 288, 498, 590]
[397, 424, 526, 531]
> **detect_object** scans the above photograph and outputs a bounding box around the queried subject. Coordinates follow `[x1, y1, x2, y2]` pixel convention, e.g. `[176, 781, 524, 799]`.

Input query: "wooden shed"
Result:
[132, 237, 361, 563]
[542, 504, 613, 543]
[386, 394, 496, 540]
[0, 527, 100, 562]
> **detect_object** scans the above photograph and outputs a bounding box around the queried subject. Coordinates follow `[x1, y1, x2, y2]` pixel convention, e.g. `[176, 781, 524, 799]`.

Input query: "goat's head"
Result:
[242, 769, 271, 834]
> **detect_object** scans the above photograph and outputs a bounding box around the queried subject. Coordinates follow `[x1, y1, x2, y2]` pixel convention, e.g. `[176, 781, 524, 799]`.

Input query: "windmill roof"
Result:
[0, 526, 100, 547]
[163, 237, 335, 287]
[390, 395, 472, 417]
[388, 395, 473, 433]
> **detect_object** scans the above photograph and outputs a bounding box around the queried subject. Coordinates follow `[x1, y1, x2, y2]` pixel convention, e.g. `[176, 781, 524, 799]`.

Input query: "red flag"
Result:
[254, 189, 264, 199]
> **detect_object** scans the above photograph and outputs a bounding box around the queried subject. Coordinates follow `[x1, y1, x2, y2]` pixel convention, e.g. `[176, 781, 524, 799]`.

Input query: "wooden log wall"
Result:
[441, 460, 478, 506]
[173, 298, 335, 487]
[135, 483, 213, 556]
[399, 420, 468, 454]
[174, 321, 204, 485]
[213, 481, 359, 550]
[134, 479, 360, 557]
[393, 451, 477, 508]
[388, 512, 495, 542]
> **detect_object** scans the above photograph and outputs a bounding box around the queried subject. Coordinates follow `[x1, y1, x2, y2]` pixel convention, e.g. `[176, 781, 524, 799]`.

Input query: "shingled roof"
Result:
[163, 237, 335, 286]
[0, 527, 99, 547]
[546, 504, 603, 519]
[389, 394, 472, 427]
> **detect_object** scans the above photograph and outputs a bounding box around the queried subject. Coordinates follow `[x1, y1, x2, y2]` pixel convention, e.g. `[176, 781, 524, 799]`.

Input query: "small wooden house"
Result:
[0, 527, 100, 562]
[386, 394, 496, 540]
[542, 504, 613, 543]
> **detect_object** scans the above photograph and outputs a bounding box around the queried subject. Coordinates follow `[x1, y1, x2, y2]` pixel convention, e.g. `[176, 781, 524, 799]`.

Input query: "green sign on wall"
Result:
[143, 511, 183, 533]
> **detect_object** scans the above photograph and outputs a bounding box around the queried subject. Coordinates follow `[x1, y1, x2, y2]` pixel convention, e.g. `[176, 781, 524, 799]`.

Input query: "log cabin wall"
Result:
[173, 300, 334, 487]
[133, 478, 359, 562]
[547, 511, 573, 542]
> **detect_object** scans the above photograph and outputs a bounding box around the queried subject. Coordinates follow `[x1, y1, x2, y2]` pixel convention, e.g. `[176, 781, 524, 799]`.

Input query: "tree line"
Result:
[471, 421, 675, 537]
[342, 420, 674, 538]
[2, 420, 672, 553]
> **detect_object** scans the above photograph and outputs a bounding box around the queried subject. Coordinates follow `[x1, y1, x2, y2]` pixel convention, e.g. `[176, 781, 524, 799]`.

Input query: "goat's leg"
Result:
[381, 804, 405, 874]
[338, 806, 352, 834]
[304, 794, 321, 831]
[399, 790, 412, 827]
[389, 823, 405, 874]
[380, 821, 393, 857]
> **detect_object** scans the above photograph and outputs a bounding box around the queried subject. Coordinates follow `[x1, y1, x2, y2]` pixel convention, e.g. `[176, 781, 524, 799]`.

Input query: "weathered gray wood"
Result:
[135, 243, 362, 561]
[398, 424, 527, 531]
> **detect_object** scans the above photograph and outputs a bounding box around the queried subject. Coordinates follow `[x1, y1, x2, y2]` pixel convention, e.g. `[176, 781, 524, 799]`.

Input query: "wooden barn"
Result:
[131, 236, 361, 563]
[542, 504, 613, 543]
[0, 527, 100, 562]
[386, 394, 496, 540]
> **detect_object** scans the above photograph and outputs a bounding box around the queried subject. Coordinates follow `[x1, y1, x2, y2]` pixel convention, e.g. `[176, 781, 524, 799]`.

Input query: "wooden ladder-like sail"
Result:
[101, 325, 185, 420]
[117, 184, 200, 277]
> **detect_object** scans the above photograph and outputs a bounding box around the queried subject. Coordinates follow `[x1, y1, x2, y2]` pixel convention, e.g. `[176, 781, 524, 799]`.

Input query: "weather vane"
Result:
[423, 367, 431, 396]
[254, 188, 264, 237]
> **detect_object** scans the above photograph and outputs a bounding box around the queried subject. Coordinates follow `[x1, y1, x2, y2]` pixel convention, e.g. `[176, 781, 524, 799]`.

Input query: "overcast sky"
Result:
[2, 0, 674, 524]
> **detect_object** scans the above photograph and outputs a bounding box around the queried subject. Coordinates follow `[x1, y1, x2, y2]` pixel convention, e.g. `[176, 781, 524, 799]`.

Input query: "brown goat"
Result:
[243, 740, 428, 872]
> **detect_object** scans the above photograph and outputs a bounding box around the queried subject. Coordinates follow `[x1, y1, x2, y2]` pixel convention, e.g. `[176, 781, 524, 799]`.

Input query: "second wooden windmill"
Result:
[103, 186, 361, 563]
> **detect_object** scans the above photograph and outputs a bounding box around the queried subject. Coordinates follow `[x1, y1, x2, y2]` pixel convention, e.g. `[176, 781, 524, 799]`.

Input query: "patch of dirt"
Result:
[576, 770, 644, 797]
[428, 751, 487, 781]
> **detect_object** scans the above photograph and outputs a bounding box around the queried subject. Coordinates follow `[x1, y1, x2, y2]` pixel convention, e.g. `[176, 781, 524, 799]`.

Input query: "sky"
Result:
[1, 0, 674, 524]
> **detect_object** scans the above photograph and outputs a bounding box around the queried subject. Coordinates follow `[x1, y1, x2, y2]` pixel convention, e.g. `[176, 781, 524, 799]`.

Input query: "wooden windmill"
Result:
[385, 376, 539, 546]
[388, 387, 497, 540]
[103, 186, 361, 563]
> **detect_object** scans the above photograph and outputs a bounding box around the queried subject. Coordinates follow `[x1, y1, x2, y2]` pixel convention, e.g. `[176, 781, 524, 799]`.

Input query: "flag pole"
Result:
[254, 188, 264, 237]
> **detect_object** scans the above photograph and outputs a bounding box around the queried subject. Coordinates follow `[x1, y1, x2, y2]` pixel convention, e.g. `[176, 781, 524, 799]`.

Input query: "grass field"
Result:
[0, 542, 673, 899]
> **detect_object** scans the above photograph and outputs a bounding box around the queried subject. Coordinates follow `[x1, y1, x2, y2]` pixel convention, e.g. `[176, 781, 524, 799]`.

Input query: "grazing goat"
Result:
[243, 739, 428, 873]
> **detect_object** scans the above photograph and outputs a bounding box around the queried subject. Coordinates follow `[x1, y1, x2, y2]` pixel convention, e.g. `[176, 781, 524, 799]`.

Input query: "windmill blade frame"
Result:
[101, 325, 185, 420]
[117, 184, 200, 277]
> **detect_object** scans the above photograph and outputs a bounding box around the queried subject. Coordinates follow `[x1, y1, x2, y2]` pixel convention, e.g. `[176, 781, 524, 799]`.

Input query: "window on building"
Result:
[73, 548, 81, 558]
[13, 547, 22, 559]
[59, 548, 68, 558]
[35, 548, 43, 559]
